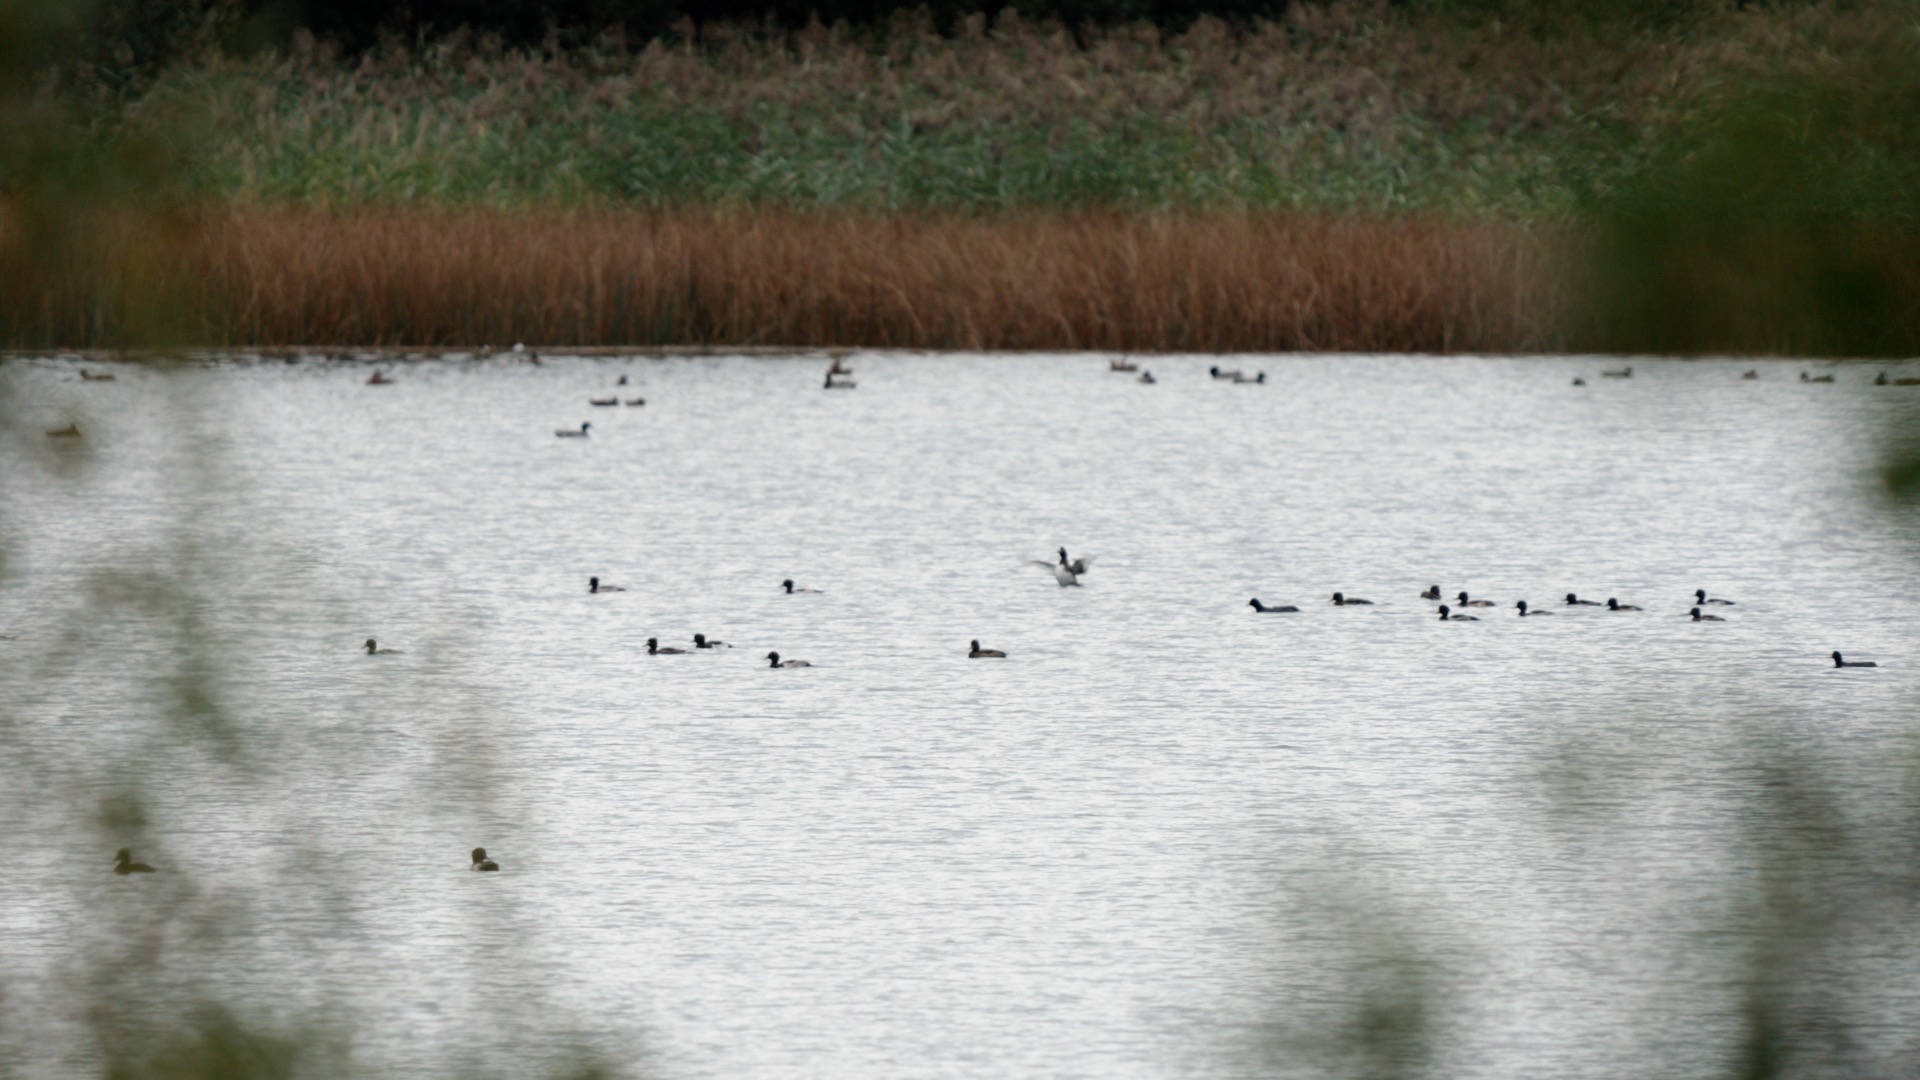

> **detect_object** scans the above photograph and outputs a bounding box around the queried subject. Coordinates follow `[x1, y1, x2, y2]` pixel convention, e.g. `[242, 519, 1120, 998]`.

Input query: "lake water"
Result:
[5, 352, 1920, 1079]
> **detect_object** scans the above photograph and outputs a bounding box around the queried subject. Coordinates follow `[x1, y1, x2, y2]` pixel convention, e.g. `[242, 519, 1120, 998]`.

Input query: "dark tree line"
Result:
[278, 0, 1309, 50]
[68, 0, 1785, 79]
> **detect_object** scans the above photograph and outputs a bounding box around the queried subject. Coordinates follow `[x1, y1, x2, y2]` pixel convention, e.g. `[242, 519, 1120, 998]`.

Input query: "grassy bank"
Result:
[1, 206, 1565, 352]
[6, 3, 1915, 353]
[104, 4, 1744, 215]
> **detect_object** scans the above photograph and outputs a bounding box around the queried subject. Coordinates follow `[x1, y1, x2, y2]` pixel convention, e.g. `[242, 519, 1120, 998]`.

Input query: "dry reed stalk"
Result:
[5, 205, 1571, 353]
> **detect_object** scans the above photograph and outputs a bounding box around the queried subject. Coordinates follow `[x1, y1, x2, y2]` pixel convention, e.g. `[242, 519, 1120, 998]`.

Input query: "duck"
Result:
[589, 396, 619, 406]
[364, 638, 400, 655]
[1602, 366, 1632, 378]
[1694, 589, 1734, 606]
[1455, 592, 1495, 607]
[1564, 593, 1603, 606]
[1689, 607, 1725, 622]
[1330, 592, 1373, 606]
[589, 577, 625, 594]
[555, 422, 591, 437]
[1831, 651, 1877, 668]
[45, 423, 81, 438]
[693, 634, 730, 649]
[780, 579, 823, 594]
[1515, 600, 1552, 616]
[1741, 369, 1759, 380]
[1420, 585, 1442, 600]
[1248, 598, 1299, 613]
[1877, 371, 1889, 385]
[824, 374, 856, 390]
[1895, 377, 1920, 386]
[1571, 377, 1586, 387]
[646, 637, 687, 655]
[1606, 598, 1642, 611]
[765, 651, 812, 668]
[1138, 370, 1156, 384]
[470, 847, 499, 871]
[1232, 371, 1267, 384]
[617, 375, 630, 386]
[1801, 371, 1834, 383]
[625, 398, 647, 406]
[1031, 548, 1091, 587]
[1208, 365, 1243, 380]
[113, 848, 154, 874]
[1109, 358, 1138, 373]
[968, 640, 1007, 658]
[1057, 548, 1093, 576]
[80, 369, 117, 382]
[366, 371, 393, 385]
[1438, 604, 1478, 622]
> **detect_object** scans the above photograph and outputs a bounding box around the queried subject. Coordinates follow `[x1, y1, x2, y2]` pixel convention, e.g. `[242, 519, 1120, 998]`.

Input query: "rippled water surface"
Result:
[6, 352, 1920, 1079]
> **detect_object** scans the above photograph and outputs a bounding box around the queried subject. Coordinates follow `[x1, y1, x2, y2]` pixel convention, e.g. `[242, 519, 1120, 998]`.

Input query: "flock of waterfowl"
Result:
[62, 350, 1893, 879]
[1246, 581, 1871, 651]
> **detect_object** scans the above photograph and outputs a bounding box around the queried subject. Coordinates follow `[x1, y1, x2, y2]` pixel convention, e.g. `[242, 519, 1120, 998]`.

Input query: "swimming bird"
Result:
[1877, 371, 1888, 385]
[589, 396, 619, 406]
[824, 374, 856, 390]
[1110, 358, 1138, 373]
[1331, 592, 1373, 606]
[1690, 607, 1725, 622]
[113, 848, 154, 874]
[1607, 598, 1642, 611]
[45, 423, 80, 438]
[766, 651, 812, 668]
[1741, 369, 1759, 380]
[1572, 377, 1586, 386]
[1138, 371, 1156, 384]
[555, 422, 591, 437]
[625, 398, 646, 406]
[1420, 586, 1442, 600]
[364, 638, 400, 655]
[367, 371, 393, 385]
[781, 579, 822, 594]
[617, 375, 630, 386]
[1832, 651, 1877, 668]
[80, 370, 116, 382]
[1515, 600, 1552, 616]
[1209, 365, 1243, 380]
[1438, 604, 1478, 622]
[589, 577, 625, 594]
[1233, 371, 1267, 384]
[470, 847, 499, 871]
[693, 634, 730, 649]
[1602, 366, 1632, 378]
[1694, 589, 1734, 606]
[1895, 377, 1920, 386]
[1248, 598, 1299, 613]
[646, 638, 687, 655]
[1565, 593, 1603, 606]
[1801, 371, 1834, 383]
[968, 640, 1007, 658]
[1455, 592, 1495, 607]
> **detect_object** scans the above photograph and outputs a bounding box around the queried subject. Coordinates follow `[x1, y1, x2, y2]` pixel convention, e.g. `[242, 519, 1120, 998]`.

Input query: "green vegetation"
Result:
[1578, 3, 1920, 357]
[95, 5, 1755, 214]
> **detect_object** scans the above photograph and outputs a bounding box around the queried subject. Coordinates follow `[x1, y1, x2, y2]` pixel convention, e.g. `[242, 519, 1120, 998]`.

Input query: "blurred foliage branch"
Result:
[1578, 2, 1920, 357]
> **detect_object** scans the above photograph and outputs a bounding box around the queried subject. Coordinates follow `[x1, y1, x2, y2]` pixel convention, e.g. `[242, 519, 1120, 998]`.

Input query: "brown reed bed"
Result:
[2, 205, 1571, 353]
